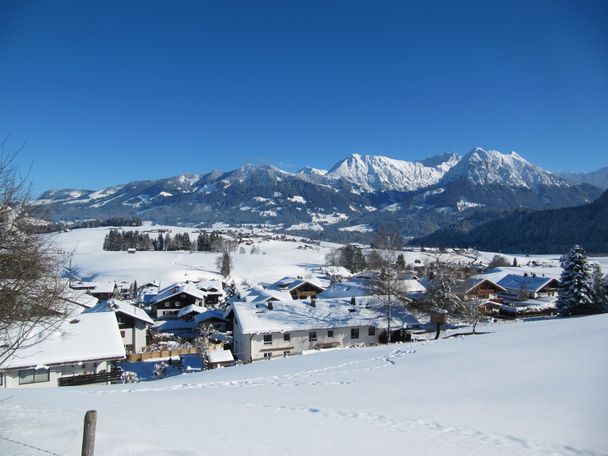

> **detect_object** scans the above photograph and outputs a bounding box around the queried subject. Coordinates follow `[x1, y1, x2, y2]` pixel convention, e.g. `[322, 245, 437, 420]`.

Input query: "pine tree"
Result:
[217, 251, 232, 278]
[591, 263, 608, 313]
[557, 245, 598, 316]
[396, 254, 406, 271]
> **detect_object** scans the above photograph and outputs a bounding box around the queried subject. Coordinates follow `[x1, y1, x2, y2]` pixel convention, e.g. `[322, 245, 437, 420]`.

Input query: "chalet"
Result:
[84, 299, 153, 353]
[267, 277, 325, 300]
[89, 281, 117, 300]
[0, 313, 125, 388]
[69, 281, 97, 291]
[497, 274, 560, 300]
[454, 278, 506, 302]
[231, 296, 419, 363]
[196, 279, 225, 305]
[151, 282, 207, 319]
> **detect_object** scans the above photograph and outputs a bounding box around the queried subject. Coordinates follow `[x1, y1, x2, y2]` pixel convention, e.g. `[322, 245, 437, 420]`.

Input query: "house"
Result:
[0, 313, 125, 388]
[194, 309, 228, 332]
[177, 304, 206, 320]
[267, 277, 325, 300]
[89, 281, 117, 300]
[497, 274, 560, 300]
[196, 279, 225, 305]
[231, 296, 419, 363]
[454, 278, 506, 302]
[69, 281, 97, 291]
[151, 282, 207, 319]
[84, 299, 153, 353]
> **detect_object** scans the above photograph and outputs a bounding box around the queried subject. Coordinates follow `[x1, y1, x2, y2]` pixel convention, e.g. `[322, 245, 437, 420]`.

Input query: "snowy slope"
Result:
[1, 315, 606, 455]
[441, 147, 571, 189]
[326, 152, 460, 192]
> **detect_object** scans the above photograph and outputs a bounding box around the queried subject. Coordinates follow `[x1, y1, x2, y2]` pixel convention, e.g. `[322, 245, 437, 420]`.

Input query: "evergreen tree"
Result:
[396, 254, 406, 271]
[590, 263, 608, 313]
[557, 245, 598, 316]
[217, 251, 232, 278]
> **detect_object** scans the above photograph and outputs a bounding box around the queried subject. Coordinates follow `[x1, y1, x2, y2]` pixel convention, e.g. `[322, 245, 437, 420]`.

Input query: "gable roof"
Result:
[497, 274, 560, 293]
[90, 281, 116, 295]
[177, 304, 207, 319]
[454, 278, 507, 295]
[153, 282, 207, 304]
[194, 309, 227, 325]
[267, 277, 325, 293]
[84, 299, 154, 325]
[1, 313, 125, 370]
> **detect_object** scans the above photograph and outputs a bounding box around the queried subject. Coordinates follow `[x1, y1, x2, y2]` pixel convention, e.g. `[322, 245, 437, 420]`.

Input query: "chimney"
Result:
[267, 302, 273, 310]
[351, 297, 356, 306]
[311, 296, 316, 307]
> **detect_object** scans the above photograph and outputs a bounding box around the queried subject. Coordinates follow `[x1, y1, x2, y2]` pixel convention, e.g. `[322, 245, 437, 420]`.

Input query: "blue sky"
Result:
[1, 0, 607, 195]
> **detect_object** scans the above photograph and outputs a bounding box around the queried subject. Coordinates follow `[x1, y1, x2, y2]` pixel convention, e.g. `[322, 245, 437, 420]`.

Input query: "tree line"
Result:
[103, 229, 235, 252]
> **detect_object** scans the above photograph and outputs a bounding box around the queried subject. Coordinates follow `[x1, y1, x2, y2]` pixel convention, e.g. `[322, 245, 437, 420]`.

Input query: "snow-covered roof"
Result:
[207, 349, 234, 364]
[2, 313, 125, 370]
[267, 276, 325, 293]
[84, 299, 154, 325]
[197, 280, 224, 294]
[91, 281, 116, 295]
[69, 281, 97, 290]
[232, 296, 419, 334]
[61, 288, 99, 309]
[497, 274, 559, 293]
[153, 282, 207, 304]
[194, 309, 226, 324]
[454, 278, 506, 295]
[244, 286, 294, 303]
[317, 279, 371, 299]
[401, 279, 426, 294]
[177, 304, 206, 319]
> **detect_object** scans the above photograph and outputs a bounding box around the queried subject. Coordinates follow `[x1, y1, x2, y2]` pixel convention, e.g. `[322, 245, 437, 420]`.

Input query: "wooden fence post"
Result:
[82, 410, 97, 456]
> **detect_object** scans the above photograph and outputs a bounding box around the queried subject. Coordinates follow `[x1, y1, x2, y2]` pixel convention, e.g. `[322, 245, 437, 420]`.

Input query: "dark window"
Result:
[263, 334, 272, 345]
[368, 326, 376, 336]
[327, 330, 334, 338]
[309, 331, 317, 342]
[283, 333, 291, 342]
[351, 328, 360, 339]
[0, 373, 3, 386]
[120, 330, 125, 338]
[18, 368, 50, 385]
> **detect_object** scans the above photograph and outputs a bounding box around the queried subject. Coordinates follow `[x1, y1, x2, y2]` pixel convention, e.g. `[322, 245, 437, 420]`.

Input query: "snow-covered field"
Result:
[48, 224, 608, 286]
[1, 315, 607, 455]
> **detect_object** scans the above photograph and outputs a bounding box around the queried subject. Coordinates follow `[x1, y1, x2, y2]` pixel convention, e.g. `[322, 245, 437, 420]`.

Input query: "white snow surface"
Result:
[1, 315, 606, 455]
[442, 148, 571, 188]
[326, 153, 460, 192]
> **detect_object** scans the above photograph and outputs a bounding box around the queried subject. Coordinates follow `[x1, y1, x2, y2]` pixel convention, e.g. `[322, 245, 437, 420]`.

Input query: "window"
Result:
[327, 330, 334, 338]
[120, 330, 125, 338]
[309, 331, 317, 342]
[19, 368, 50, 385]
[368, 326, 376, 336]
[351, 328, 360, 339]
[263, 352, 272, 359]
[0, 373, 3, 386]
[283, 333, 291, 342]
[263, 334, 272, 345]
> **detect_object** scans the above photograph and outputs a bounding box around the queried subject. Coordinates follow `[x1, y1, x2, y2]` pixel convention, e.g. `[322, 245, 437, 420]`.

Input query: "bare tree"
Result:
[368, 250, 411, 344]
[194, 322, 217, 370]
[0, 141, 70, 367]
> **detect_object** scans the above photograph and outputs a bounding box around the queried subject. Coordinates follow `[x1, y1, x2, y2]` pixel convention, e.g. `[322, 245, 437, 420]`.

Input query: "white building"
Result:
[232, 295, 419, 363]
[1, 313, 125, 388]
[84, 299, 154, 353]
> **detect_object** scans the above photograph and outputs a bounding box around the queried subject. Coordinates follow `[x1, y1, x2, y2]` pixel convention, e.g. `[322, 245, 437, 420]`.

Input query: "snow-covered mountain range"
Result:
[35, 148, 603, 239]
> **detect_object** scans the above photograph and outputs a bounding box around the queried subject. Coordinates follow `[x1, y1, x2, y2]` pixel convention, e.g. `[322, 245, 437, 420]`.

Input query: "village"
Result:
[0, 225, 574, 389]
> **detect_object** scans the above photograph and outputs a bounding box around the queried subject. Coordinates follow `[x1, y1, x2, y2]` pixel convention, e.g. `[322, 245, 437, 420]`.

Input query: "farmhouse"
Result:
[454, 278, 506, 302]
[84, 299, 153, 353]
[196, 279, 225, 305]
[0, 313, 125, 388]
[231, 296, 419, 363]
[497, 274, 560, 300]
[267, 277, 325, 300]
[151, 282, 207, 319]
